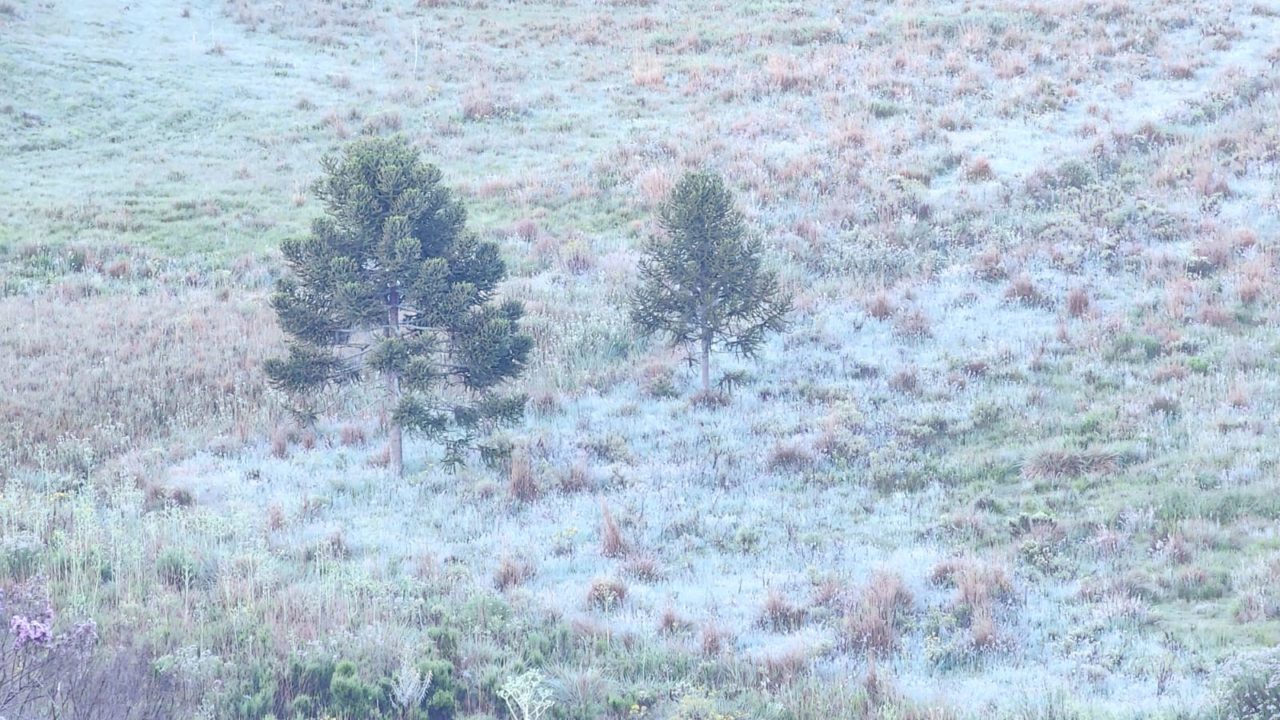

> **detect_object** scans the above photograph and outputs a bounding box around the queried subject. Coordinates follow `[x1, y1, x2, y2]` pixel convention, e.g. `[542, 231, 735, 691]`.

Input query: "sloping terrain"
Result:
[2, 0, 1279, 717]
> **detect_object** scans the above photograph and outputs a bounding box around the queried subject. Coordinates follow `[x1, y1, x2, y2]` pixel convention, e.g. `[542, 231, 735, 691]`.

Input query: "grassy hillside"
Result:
[2, 0, 1279, 718]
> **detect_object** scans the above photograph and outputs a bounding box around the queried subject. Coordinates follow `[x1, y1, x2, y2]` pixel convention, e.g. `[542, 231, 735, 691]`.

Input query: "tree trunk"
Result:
[700, 336, 711, 395]
[386, 284, 404, 478]
[386, 370, 402, 478]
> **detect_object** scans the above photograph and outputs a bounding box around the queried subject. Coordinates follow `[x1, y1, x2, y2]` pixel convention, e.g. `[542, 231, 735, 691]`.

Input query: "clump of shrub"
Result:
[758, 588, 806, 631]
[1021, 448, 1117, 481]
[156, 547, 202, 590]
[494, 556, 535, 592]
[1213, 648, 1280, 720]
[767, 441, 815, 473]
[843, 571, 914, 654]
[586, 577, 628, 610]
[599, 500, 627, 558]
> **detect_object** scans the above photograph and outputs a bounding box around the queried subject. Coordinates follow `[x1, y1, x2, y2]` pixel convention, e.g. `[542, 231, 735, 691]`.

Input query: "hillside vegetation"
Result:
[2, 0, 1279, 718]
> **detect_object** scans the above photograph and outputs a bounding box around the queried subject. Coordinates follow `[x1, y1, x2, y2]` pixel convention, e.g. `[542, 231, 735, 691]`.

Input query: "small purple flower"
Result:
[10, 609, 54, 650]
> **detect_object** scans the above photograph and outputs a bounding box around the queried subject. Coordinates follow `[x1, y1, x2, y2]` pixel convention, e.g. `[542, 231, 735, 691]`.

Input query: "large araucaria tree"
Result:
[630, 170, 791, 395]
[266, 137, 532, 476]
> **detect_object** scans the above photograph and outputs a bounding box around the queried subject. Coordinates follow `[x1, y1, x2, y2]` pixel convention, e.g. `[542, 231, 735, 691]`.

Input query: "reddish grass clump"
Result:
[631, 55, 664, 87]
[1066, 286, 1090, 317]
[767, 441, 815, 473]
[865, 291, 895, 320]
[964, 156, 995, 182]
[658, 606, 690, 635]
[494, 556, 535, 591]
[0, 286, 283, 474]
[599, 500, 627, 558]
[1228, 385, 1250, 409]
[635, 167, 673, 208]
[270, 427, 291, 459]
[969, 606, 1001, 649]
[700, 622, 732, 655]
[623, 553, 664, 582]
[559, 455, 593, 493]
[508, 447, 538, 502]
[889, 366, 919, 394]
[759, 588, 806, 632]
[843, 572, 914, 654]
[756, 646, 809, 689]
[1198, 301, 1234, 328]
[339, 424, 366, 447]
[1004, 273, 1045, 306]
[1152, 363, 1188, 384]
[265, 503, 285, 532]
[512, 217, 539, 242]
[973, 246, 1006, 281]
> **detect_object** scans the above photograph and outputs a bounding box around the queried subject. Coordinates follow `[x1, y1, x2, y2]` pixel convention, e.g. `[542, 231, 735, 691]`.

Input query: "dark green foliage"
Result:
[329, 659, 388, 717]
[286, 657, 336, 703]
[427, 626, 460, 662]
[232, 671, 276, 720]
[2, 539, 40, 581]
[156, 548, 200, 590]
[266, 136, 532, 468]
[287, 694, 316, 719]
[629, 170, 791, 393]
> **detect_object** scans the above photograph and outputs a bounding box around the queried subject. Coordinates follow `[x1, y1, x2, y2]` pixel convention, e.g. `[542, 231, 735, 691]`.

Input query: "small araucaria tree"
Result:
[630, 170, 791, 395]
[266, 136, 532, 476]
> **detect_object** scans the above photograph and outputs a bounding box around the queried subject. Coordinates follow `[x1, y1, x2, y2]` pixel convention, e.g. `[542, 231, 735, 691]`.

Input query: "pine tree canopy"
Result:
[265, 136, 532, 458]
[630, 170, 791, 392]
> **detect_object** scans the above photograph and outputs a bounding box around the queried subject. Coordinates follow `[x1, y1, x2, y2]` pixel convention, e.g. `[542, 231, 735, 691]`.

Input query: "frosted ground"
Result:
[3, 0, 1280, 718]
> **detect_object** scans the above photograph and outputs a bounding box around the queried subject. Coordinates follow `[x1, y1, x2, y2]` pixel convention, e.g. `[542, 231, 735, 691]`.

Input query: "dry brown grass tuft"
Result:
[759, 588, 806, 632]
[1066, 286, 1090, 317]
[964, 156, 995, 182]
[865, 291, 895, 320]
[700, 621, 732, 655]
[1152, 363, 1187, 384]
[586, 576, 628, 610]
[658, 605, 691, 636]
[265, 503, 286, 532]
[767, 441, 815, 473]
[1228, 384, 1251, 409]
[1022, 448, 1117, 481]
[891, 308, 932, 339]
[622, 553, 664, 582]
[756, 645, 809, 689]
[635, 167, 674, 208]
[954, 564, 1013, 610]
[1198, 300, 1234, 328]
[1148, 394, 1181, 416]
[338, 424, 366, 447]
[889, 366, 920, 394]
[512, 217, 540, 243]
[969, 606, 1001, 649]
[508, 446, 538, 502]
[599, 499, 627, 558]
[1004, 273, 1045, 306]
[844, 571, 913, 654]
[631, 54, 665, 87]
[810, 576, 849, 609]
[974, 246, 1007, 281]
[270, 428, 290, 459]
[494, 556, 535, 591]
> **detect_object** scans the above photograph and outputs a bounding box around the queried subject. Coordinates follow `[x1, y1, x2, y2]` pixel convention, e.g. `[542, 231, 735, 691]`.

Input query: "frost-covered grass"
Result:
[2, 0, 1279, 717]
